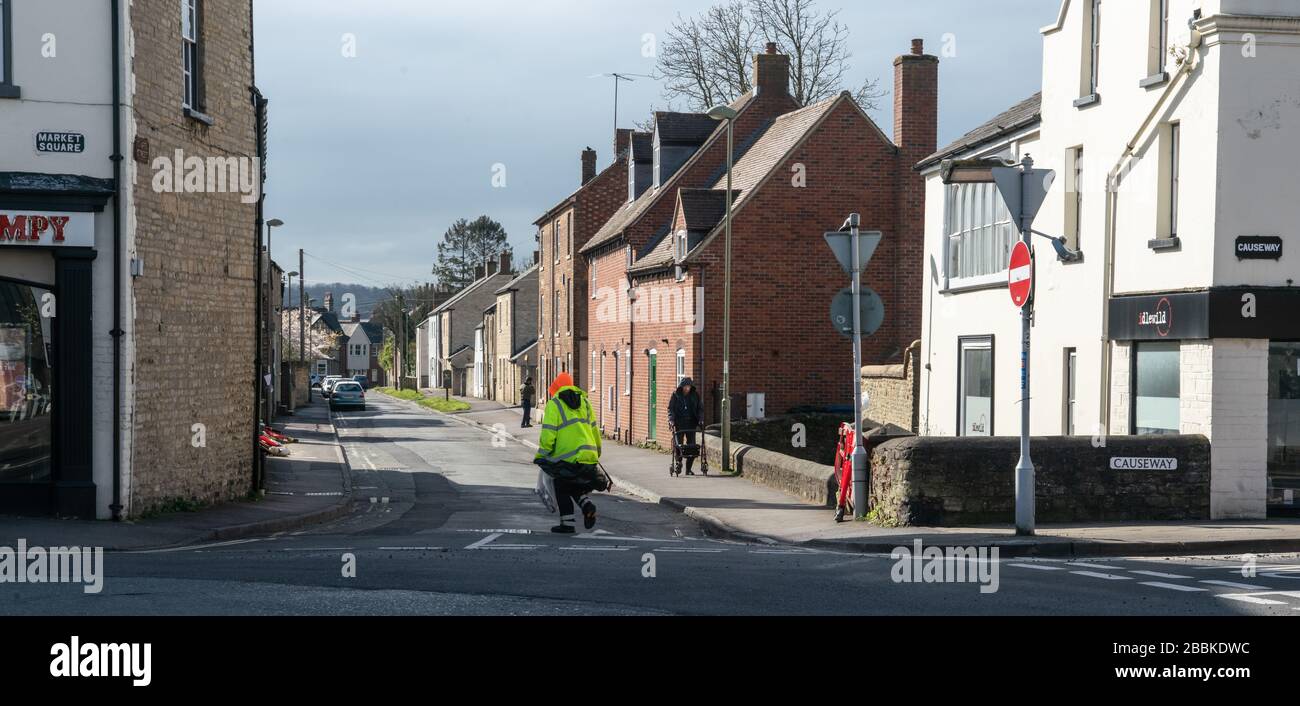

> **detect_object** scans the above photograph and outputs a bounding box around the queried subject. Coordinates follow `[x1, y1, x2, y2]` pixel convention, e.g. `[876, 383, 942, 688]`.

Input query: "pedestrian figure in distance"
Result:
[534, 372, 608, 534]
[520, 377, 535, 428]
[668, 377, 704, 476]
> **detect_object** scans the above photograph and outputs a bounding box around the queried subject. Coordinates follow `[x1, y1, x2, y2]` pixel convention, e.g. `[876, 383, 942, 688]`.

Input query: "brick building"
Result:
[0, 0, 263, 518]
[582, 42, 937, 447]
[532, 133, 639, 408]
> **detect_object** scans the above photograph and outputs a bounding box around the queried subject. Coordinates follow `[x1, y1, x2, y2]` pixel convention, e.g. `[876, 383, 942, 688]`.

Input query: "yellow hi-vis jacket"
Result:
[536, 386, 602, 465]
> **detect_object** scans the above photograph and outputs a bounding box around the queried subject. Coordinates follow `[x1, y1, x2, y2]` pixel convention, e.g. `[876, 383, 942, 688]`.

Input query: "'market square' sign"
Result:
[35, 131, 86, 154]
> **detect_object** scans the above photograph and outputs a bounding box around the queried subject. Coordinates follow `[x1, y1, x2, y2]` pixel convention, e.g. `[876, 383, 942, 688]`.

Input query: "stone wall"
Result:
[861, 340, 920, 432]
[870, 434, 1211, 526]
[127, 0, 258, 515]
[702, 431, 837, 506]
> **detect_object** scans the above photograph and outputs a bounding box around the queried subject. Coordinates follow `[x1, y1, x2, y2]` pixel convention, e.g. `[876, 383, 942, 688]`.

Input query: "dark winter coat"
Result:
[668, 378, 704, 430]
[520, 382, 535, 404]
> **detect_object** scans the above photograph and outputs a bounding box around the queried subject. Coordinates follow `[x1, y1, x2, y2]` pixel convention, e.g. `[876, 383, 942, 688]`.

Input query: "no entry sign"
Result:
[1008, 241, 1032, 308]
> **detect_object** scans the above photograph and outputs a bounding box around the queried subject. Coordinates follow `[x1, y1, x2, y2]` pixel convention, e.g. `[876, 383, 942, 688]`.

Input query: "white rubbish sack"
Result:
[534, 468, 557, 514]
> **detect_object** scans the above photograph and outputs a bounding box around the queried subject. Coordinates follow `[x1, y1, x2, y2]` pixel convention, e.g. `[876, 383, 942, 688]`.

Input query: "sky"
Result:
[253, 0, 1058, 290]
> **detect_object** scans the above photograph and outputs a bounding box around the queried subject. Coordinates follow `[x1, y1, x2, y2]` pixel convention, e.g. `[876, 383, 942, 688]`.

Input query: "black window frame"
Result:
[0, 0, 20, 98]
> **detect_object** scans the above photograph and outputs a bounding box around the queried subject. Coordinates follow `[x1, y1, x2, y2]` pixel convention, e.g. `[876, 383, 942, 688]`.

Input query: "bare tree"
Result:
[656, 0, 883, 112]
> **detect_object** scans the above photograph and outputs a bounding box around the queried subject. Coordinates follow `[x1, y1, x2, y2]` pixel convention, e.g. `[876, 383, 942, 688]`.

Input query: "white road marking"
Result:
[457, 529, 533, 535]
[126, 538, 263, 554]
[1130, 570, 1194, 580]
[1218, 593, 1288, 606]
[561, 546, 633, 552]
[465, 533, 503, 550]
[1066, 562, 1123, 570]
[1140, 581, 1207, 592]
[378, 546, 443, 551]
[1201, 580, 1274, 591]
[1009, 563, 1065, 571]
[654, 548, 726, 553]
[1071, 571, 1132, 581]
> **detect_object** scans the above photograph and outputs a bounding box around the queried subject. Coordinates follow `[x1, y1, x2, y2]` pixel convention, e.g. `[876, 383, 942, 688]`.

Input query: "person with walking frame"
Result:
[668, 377, 705, 476]
[534, 372, 606, 533]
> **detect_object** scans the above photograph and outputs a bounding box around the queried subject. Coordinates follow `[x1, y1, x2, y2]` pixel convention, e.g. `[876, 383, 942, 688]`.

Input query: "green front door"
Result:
[648, 353, 658, 440]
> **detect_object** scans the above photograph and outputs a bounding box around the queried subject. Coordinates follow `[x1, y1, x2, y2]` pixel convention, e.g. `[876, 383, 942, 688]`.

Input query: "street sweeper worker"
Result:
[534, 372, 605, 533]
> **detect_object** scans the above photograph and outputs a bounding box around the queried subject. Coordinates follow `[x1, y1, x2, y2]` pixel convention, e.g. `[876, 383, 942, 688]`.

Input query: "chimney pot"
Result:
[911, 38, 924, 56]
[765, 42, 777, 54]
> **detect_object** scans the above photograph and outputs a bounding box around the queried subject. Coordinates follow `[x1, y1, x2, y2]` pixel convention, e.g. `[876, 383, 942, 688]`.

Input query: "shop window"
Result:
[958, 336, 993, 436]
[0, 280, 53, 483]
[1268, 343, 1300, 511]
[1133, 341, 1180, 435]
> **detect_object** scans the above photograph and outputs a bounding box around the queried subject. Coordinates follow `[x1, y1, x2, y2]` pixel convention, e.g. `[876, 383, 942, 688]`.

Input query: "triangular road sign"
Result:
[823, 231, 883, 274]
[992, 167, 1055, 233]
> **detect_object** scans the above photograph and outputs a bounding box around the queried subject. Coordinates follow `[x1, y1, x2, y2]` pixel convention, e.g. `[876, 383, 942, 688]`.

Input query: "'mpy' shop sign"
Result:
[0, 211, 94, 248]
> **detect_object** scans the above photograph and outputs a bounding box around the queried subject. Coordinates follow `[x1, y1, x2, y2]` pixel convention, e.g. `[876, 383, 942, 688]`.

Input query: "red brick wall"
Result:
[892, 47, 939, 354]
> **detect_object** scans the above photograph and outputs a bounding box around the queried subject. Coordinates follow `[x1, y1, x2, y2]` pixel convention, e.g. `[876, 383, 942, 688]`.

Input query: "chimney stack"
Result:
[499, 250, 512, 275]
[324, 291, 334, 312]
[893, 38, 938, 162]
[893, 38, 938, 372]
[475, 264, 485, 280]
[615, 129, 634, 160]
[754, 43, 790, 97]
[581, 147, 597, 185]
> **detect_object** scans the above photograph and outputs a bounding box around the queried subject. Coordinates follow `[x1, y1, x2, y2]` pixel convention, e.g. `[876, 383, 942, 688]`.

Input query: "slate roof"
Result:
[678, 189, 735, 231]
[494, 263, 538, 295]
[656, 112, 718, 144]
[580, 92, 756, 256]
[627, 93, 854, 275]
[359, 321, 383, 343]
[310, 310, 344, 335]
[432, 271, 507, 314]
[916, 92, 1042, 169]
[511, 338, 538, 361]
[630, 132, 654, 163]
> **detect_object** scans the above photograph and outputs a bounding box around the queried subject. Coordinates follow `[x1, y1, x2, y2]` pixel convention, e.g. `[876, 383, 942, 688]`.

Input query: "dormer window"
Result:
[675, 229, 687, 261]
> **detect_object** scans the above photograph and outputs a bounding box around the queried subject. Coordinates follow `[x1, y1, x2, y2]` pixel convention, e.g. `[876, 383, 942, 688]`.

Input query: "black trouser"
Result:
[521, 400, 532, 426]
[554, 478, 590, 524]
[675, 430, 697, 471]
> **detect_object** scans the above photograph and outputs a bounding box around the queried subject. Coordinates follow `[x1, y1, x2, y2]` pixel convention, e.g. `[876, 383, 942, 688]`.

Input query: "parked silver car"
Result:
[320, 375, 345, 398]
[329, 381, 365, 411]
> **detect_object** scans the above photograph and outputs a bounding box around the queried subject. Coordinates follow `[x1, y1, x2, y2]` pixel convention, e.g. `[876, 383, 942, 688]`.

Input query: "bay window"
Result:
[943, 182, 1016, 287]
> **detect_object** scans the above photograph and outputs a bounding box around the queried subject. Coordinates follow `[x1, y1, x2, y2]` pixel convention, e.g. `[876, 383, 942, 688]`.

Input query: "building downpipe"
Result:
[109, 0, 124, 521]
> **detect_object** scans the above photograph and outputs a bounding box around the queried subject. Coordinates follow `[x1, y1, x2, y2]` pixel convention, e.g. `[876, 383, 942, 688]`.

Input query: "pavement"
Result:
[0, 397, 351, 551]
[421, 392, 1300, 559]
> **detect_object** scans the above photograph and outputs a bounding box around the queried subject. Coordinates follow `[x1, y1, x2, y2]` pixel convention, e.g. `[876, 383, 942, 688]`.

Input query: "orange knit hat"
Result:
[548, 372, 575, 397]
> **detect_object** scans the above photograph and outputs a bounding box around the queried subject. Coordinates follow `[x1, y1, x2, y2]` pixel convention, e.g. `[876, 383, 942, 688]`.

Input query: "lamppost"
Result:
[707, 103, 737, 472]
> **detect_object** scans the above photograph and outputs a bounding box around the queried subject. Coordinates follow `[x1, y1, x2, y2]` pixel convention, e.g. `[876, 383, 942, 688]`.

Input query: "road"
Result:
[6, 394, 1300, 616]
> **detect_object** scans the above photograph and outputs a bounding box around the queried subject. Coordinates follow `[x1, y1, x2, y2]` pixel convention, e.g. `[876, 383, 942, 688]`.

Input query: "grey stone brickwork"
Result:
[870, 435, 1212, 526]
[127, 0, 258, 514]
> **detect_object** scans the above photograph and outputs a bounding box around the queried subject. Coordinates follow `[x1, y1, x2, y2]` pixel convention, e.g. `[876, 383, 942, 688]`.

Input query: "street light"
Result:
[707, 104, 738, 473]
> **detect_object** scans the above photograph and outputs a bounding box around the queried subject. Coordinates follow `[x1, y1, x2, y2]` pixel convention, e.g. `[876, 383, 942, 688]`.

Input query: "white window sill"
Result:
[941, 272, 1006, 294]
